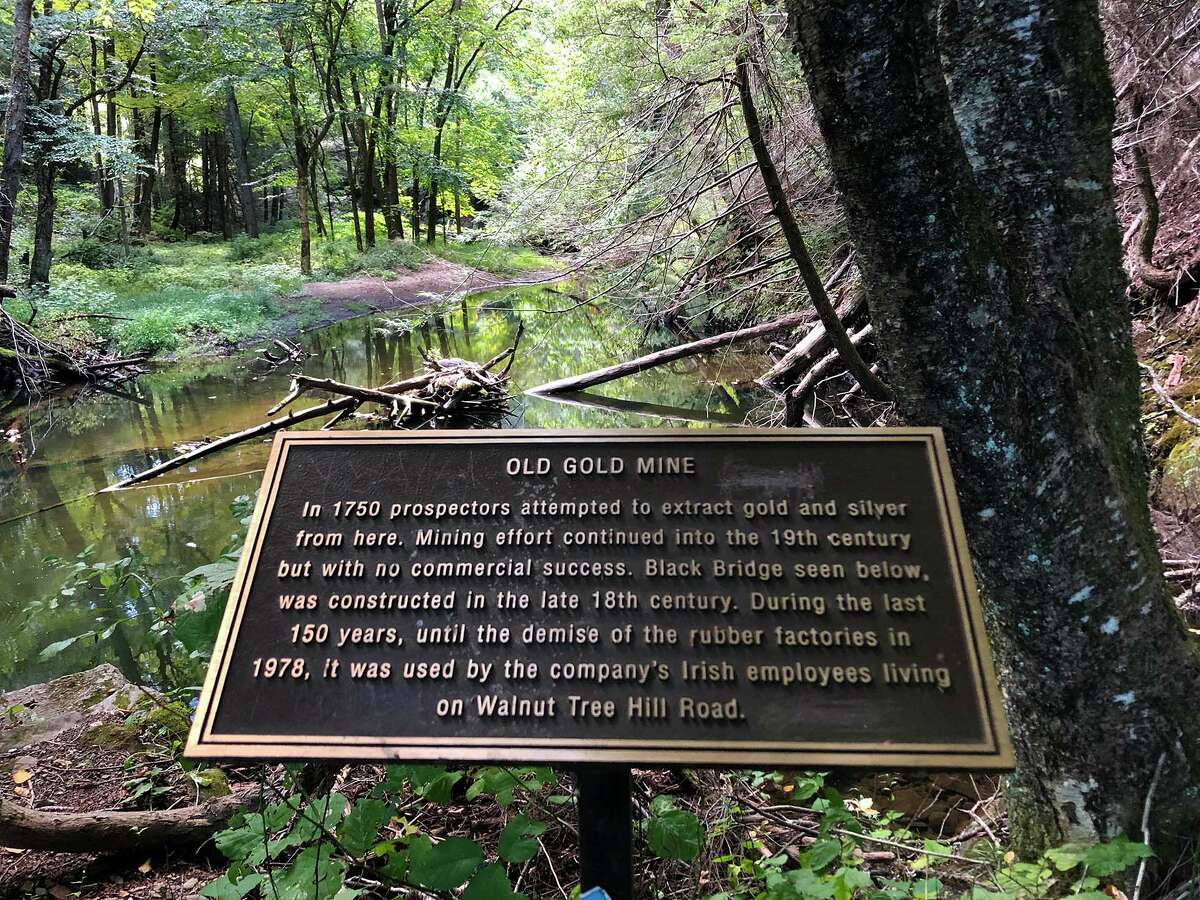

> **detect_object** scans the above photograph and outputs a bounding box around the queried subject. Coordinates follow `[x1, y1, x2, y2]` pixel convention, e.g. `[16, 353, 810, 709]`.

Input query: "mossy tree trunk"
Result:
[787, 0, 1200, 859]
[0, 0, 34, 281]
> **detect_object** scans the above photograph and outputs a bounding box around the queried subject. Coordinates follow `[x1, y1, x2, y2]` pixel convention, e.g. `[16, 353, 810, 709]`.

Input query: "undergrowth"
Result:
[7, 219, 554, 357]
[194, 765, 1155, 900]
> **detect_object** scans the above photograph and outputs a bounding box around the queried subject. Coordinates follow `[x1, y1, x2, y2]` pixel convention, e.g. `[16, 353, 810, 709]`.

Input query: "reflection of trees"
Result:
[2, 282, 768, 691]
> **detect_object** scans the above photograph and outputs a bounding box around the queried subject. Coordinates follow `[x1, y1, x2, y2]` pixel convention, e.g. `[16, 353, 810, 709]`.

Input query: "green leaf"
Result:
[292, 793, 348, 843]
[1045, 843, 1089, 872]
[405, 765, 463, 803]
[214, 822, 268, 867]
[338, 798, 393, 857]
[649, 794, 676, 816]
[463, 863, 521, 900]
[911, 877, 942, 899]
[408, 836, 484, 890]
[274, 844, 346, 900]
[498, 814, 546, 863]
[1079, 835, 1153, 877]
[805, 838, 842, 872]
[830, 866, 872, 900]
[646, 808, 703, 861]
[768, 867, 833, 899]
[38, 635, 83, 660]
[199, 873, 261, 900]
[379, 849, 409, 882]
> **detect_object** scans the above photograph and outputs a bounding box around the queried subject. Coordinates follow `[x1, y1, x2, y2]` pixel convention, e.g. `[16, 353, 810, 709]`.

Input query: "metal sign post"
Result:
[577, 765, 633, 900]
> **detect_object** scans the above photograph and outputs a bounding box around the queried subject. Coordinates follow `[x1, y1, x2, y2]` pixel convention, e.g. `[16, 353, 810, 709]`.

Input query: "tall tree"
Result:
[224, 85, 258, 238]
[786, 0, 1200, 859]
[0, 0, 36, 281]
[278, 22, 314, 274]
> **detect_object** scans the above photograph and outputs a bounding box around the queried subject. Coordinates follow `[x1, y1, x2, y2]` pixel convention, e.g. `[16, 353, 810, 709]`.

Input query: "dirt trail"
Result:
[297, 257, 561, 321]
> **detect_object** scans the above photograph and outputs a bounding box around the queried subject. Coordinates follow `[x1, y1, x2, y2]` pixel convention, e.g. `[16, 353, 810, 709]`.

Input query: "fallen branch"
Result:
[0, 788, 255, 853]
[105, 329, 523, 491]
[526, 311, 813, 395]
[1141, 362, 1200, 428]
[790, 324, 874, 402]
[758, 282, 865, 387]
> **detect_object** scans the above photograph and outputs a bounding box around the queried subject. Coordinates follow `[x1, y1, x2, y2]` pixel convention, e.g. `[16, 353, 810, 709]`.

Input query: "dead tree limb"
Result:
[734, 53, 892, 401]
[525, 309, 813, 395]
[758, 284, 864, 386]
[105, 330, 524, 492]
[790, 323, 874, 402]
[785, 324, 875, 426]
[0, 788, 256, 853]
[1141, 362, 1200, 429]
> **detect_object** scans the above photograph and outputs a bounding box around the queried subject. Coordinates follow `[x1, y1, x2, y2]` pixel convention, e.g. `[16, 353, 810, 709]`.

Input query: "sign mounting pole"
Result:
[577, 764, 633, 900]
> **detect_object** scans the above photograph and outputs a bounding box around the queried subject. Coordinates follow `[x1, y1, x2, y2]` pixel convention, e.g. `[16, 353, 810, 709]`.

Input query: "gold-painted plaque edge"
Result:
[185, 427, 1014, 770]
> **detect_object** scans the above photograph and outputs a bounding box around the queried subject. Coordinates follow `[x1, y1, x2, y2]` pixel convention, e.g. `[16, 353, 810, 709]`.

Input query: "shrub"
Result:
[119, 309, 181, 354]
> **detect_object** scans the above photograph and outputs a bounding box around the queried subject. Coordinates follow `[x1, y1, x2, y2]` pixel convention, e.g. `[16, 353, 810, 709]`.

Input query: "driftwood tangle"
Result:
[105, 327, 522, 492]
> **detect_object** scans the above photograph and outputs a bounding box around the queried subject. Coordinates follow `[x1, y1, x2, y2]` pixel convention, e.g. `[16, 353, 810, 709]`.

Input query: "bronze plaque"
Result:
[186, 428, 1012, 769]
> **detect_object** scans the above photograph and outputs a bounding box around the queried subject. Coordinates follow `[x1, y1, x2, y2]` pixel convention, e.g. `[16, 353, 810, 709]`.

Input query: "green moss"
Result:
[81, 720, 141, 750]
[194, 767, 232, 800]
[137, 701, 192, 741]
[1157, 435, 1200, 514]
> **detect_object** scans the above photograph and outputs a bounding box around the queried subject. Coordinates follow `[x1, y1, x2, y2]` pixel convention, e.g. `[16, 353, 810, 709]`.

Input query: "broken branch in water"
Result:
[104, 325, 524, 492]
[525, 311, 813, 395]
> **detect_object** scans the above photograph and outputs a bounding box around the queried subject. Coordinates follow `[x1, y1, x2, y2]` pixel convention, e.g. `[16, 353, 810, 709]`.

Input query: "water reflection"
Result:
[0, 284, 768, 689]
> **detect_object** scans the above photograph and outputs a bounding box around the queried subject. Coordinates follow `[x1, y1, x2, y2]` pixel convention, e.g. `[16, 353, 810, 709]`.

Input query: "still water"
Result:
[0, 285, 768, 690]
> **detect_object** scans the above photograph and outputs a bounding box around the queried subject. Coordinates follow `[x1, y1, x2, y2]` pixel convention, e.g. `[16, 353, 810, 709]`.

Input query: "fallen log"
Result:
[526, 311, 813, 396]
[102, 375, 433, 492]
[0, 788, 255, 853]
[758, 288, 866, 387]
[785, 324, 874, 425]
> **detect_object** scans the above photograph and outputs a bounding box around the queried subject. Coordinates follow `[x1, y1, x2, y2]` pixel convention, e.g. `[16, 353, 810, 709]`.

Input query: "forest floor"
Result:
[293, 256, 562, 332]
[7, 222, 560, 362]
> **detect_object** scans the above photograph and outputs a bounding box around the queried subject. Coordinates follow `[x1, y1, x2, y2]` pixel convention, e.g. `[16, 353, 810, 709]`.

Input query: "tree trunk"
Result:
[278, 25, 312, 275]
[331, 73, 363, 251]
[27, 157, 55, 286]
[410, 169, 421, 242]
[27, 10, 56, 288]
[133, 61, 161, 238]
[348, 69, 376, 248]
[102, 38, 118, 214]
[788, 0, 1200, 860]
[224, 84, 258, 238]
[0, 0, 35, 282]
[163, 114, 190, 234]
[215, 130, 234, 240]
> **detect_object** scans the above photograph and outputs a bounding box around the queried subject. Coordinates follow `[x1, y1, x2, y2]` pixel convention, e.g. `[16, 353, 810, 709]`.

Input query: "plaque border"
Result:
[185, 428, 1014, 770]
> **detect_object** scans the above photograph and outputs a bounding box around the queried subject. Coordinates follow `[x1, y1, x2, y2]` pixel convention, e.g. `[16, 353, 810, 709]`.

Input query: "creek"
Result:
[0, 284, 766, 690]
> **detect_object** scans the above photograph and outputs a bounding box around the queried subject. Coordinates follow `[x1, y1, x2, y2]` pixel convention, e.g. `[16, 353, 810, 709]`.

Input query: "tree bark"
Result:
[26, 0, 55, 287]
[0, 0, 35, 281]
[134, 62, 161, 238]
[225, 84, 258, 238]
[102, 38, 118, 213]
[27, 157, 55, 286]
[788, 0, 1200, 859]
